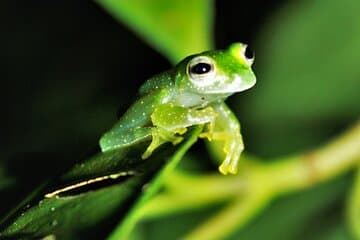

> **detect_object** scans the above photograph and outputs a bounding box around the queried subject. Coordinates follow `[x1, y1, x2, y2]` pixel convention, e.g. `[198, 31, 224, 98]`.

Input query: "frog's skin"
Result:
[99, 43, 256, 174]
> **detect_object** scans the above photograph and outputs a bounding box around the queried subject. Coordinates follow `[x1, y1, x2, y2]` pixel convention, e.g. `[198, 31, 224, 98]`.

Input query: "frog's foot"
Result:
[141, 127, 184, 159]
[220, 137, 244, 175]
[210, 132, 244, 175]
[218, 141, 243, 175]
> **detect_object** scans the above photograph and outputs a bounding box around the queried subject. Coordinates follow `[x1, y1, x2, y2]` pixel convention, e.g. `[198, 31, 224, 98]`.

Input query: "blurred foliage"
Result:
[348, 167, 360, 239]
[97, 0, 214, 63]
[1, 0, 360, 239]
[139, 174, 352, 240]
[240, 0, 360, 157]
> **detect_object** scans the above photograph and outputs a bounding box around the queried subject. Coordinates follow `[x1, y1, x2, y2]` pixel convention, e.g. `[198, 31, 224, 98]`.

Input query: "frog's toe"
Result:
[228, 164, 238, 174]
[142, 130, 164, 159]
[219, 162, 238, 175]
[174, 127, 187, 135]
[199, 132, 213, 140]
[142, 137, 167, 159]
[219, 163, 229, 175]
[218, 154, 231, 175]
[171, 136, 183, 145]
[219, 149, 240, 175]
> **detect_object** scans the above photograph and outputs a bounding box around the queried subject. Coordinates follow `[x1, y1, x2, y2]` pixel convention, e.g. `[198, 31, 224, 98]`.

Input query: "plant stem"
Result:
[271, 120, 360, 194]
[183, 192, 271, 240]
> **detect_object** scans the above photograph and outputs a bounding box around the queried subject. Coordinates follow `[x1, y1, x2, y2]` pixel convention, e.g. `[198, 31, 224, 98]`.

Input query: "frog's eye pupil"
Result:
[191, 63, 212, 75]
[244, 46, 254, 59]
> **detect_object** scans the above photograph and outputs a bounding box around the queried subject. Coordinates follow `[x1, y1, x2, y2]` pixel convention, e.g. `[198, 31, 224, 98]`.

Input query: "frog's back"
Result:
[139, 70, 175, 96]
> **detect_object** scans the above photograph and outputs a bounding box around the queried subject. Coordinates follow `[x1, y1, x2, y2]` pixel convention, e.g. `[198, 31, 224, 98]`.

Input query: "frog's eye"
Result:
[191, 62, 212, 75]
[187, 56, 216, 85]
[243, 45, 254, 65]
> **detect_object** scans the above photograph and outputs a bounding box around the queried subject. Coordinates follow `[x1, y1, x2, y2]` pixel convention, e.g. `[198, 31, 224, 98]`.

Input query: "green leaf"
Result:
[96, 0, 214, 63]
[0, 127, 202, 239]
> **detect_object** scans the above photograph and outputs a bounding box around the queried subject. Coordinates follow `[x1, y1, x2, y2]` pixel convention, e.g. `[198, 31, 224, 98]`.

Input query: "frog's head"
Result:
[175, 43, 256, 99]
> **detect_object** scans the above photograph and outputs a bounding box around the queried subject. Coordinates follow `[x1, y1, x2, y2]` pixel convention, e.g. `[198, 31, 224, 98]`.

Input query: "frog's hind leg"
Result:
[99, 127, 152, 152]
[141, 127, 184, 159]
[204, 102, 245, 175]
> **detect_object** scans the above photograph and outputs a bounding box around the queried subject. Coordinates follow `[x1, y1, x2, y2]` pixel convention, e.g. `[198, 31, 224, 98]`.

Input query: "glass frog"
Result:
[99, 43, 256, 175]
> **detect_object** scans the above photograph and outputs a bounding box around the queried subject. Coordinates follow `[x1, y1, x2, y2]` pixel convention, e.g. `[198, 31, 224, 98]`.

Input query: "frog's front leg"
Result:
[142, 104, 217, 158]
[204, 102, 244, 175]
[141, 127, 185, 159]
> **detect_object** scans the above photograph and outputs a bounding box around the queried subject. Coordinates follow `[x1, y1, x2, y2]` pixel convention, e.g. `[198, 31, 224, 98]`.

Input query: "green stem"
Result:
[270, 120, 360, 194]
[140, 172, 246, 218]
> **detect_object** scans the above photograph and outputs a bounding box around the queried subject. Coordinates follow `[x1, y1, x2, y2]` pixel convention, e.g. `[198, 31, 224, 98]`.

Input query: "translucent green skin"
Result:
[100, 43, 256, 174]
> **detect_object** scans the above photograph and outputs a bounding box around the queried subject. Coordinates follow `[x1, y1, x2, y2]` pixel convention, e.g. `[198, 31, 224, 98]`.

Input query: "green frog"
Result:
[99, 43, 256, 174]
